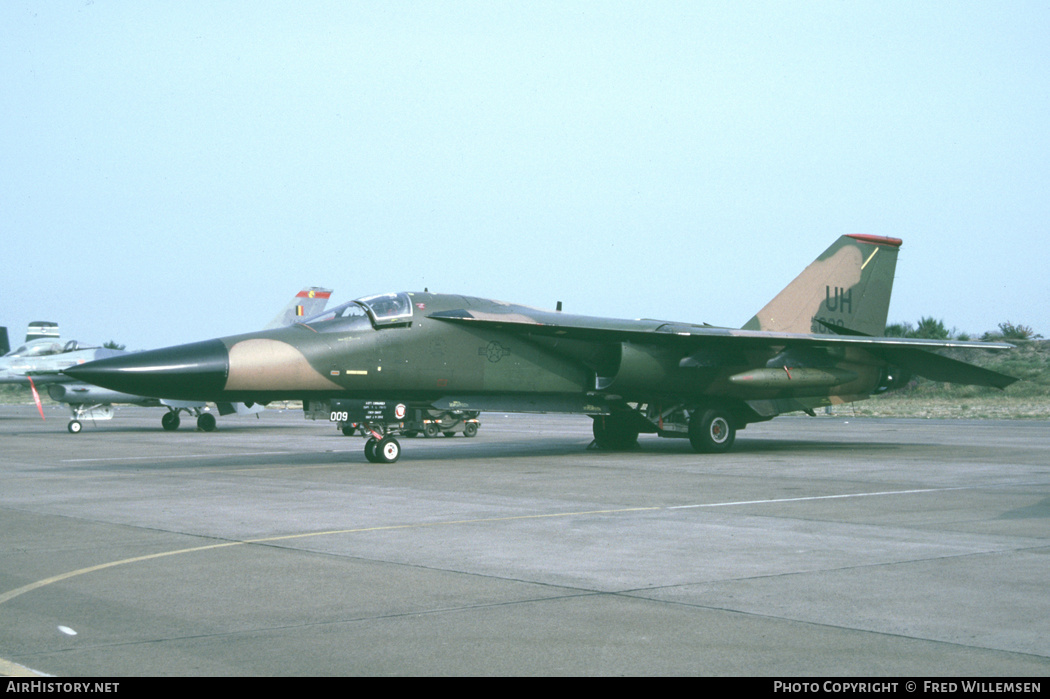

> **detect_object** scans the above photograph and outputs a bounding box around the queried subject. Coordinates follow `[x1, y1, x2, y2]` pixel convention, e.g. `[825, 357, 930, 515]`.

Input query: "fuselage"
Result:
[64, 292, 889, 416]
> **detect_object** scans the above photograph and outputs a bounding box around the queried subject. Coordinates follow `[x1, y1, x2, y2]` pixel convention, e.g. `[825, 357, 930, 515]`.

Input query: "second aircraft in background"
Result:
[1, 287, 331, 433]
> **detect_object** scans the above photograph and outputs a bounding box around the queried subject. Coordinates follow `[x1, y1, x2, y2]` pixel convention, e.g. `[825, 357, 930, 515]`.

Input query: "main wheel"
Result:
[68, 420, 83, 434]
[463, 422, 478, 438]
[688, 408, 736, 453]
[424, 423, 439, 438]
[161, 411, 180, 431]
[364, 438, 380, 463]
[197, 413, 217, 432]
[375, 436, 401, 463]
[591, 415, 639, 450]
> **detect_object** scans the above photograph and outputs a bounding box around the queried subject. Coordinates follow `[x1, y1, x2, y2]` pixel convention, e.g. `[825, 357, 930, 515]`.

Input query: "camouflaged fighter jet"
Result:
[66, 235, 1017, 463]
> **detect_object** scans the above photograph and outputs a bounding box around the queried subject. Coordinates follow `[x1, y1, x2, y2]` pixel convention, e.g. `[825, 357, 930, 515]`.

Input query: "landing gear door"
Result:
[328, 399, 407, 425]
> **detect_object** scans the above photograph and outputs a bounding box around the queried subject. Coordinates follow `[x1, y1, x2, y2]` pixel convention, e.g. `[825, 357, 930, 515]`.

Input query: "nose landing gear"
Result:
[364, 434, 402, 463]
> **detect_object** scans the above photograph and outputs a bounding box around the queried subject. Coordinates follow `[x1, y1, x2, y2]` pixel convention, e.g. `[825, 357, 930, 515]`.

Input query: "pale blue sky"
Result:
[3, 1, 1048, 349]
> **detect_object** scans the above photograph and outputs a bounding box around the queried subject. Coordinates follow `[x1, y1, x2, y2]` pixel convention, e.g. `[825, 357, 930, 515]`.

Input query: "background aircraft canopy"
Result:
[4, 339, 99, 358]
[5, 341, 65, 358]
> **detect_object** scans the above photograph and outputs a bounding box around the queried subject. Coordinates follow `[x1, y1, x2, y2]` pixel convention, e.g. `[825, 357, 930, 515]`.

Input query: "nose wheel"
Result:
[364, 435, 401, 463]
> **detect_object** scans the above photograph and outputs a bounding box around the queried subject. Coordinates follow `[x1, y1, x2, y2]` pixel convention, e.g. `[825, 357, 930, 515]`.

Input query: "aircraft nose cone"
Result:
[65, 339, 229, 400]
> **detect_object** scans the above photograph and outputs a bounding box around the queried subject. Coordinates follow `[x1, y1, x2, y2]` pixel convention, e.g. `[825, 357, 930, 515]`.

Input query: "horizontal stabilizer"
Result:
[880, 347, 1018, 389]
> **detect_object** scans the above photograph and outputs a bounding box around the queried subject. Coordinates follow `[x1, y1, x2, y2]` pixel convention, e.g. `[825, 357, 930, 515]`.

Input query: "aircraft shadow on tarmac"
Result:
[44, 434, 941, 472]
[997, 497, 1050, 520]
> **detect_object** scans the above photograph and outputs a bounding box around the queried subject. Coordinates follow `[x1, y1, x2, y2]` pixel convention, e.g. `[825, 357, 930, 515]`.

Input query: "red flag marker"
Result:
[27, 376, 45, 420]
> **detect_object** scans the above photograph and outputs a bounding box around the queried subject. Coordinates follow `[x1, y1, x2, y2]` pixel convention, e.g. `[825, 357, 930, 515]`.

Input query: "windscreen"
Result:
[356, 292, 414, 325]
[297, 292, 414, 331]
[298, 301, 372, 332]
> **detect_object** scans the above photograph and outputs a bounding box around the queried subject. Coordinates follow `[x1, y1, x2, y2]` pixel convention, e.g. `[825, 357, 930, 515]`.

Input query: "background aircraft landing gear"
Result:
[161, 411, 180, 431]
[197, 412, 217, 432]
[61, 403, 115, 434]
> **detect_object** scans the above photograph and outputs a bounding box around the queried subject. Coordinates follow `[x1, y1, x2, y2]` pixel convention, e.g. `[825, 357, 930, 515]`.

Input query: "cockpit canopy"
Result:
[299, 292, 414, 331]
[357, 292, 414, 324]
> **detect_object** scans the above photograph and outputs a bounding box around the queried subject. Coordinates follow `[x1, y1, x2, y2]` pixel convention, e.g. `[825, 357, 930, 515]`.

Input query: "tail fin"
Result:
[264, 287, 333, 329]
[742, 235, 901, 336]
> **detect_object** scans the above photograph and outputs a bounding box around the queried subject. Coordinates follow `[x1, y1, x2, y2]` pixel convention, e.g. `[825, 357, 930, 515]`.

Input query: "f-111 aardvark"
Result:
[67, 235, 1016, 462]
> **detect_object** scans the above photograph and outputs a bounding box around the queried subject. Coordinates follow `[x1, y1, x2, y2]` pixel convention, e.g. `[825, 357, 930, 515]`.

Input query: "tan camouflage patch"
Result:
[742, 236, 898, 335]
[750, 244, 863, 332]
[226, 338, 343, 391]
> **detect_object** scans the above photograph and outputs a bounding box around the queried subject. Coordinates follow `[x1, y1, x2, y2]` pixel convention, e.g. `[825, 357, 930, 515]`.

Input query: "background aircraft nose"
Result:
[65, 339, 229, 400]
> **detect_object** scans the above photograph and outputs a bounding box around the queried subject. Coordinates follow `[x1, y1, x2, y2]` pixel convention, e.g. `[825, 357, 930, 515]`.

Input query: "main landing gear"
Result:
[687, 407, 736, 453]
[591, 413, 641, 450]
[160, 407, 217, 432]
[591, 403, 740, 454]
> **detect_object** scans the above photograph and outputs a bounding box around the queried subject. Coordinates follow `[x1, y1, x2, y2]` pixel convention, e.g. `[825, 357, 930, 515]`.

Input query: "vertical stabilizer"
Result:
[265, 287, 333, 329]
[742, 235, 901, 336]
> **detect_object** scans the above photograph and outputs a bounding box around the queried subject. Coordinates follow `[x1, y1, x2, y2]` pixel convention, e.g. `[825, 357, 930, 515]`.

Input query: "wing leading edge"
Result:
[428, 234, 1013, 392]
[428, 309, 1017, 390]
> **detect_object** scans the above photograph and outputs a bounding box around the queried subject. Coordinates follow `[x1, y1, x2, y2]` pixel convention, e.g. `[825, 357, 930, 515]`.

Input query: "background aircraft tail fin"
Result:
[742, 235, 901, 336]
[265, 287, 333, 329]
[26, 321, 60, 342]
